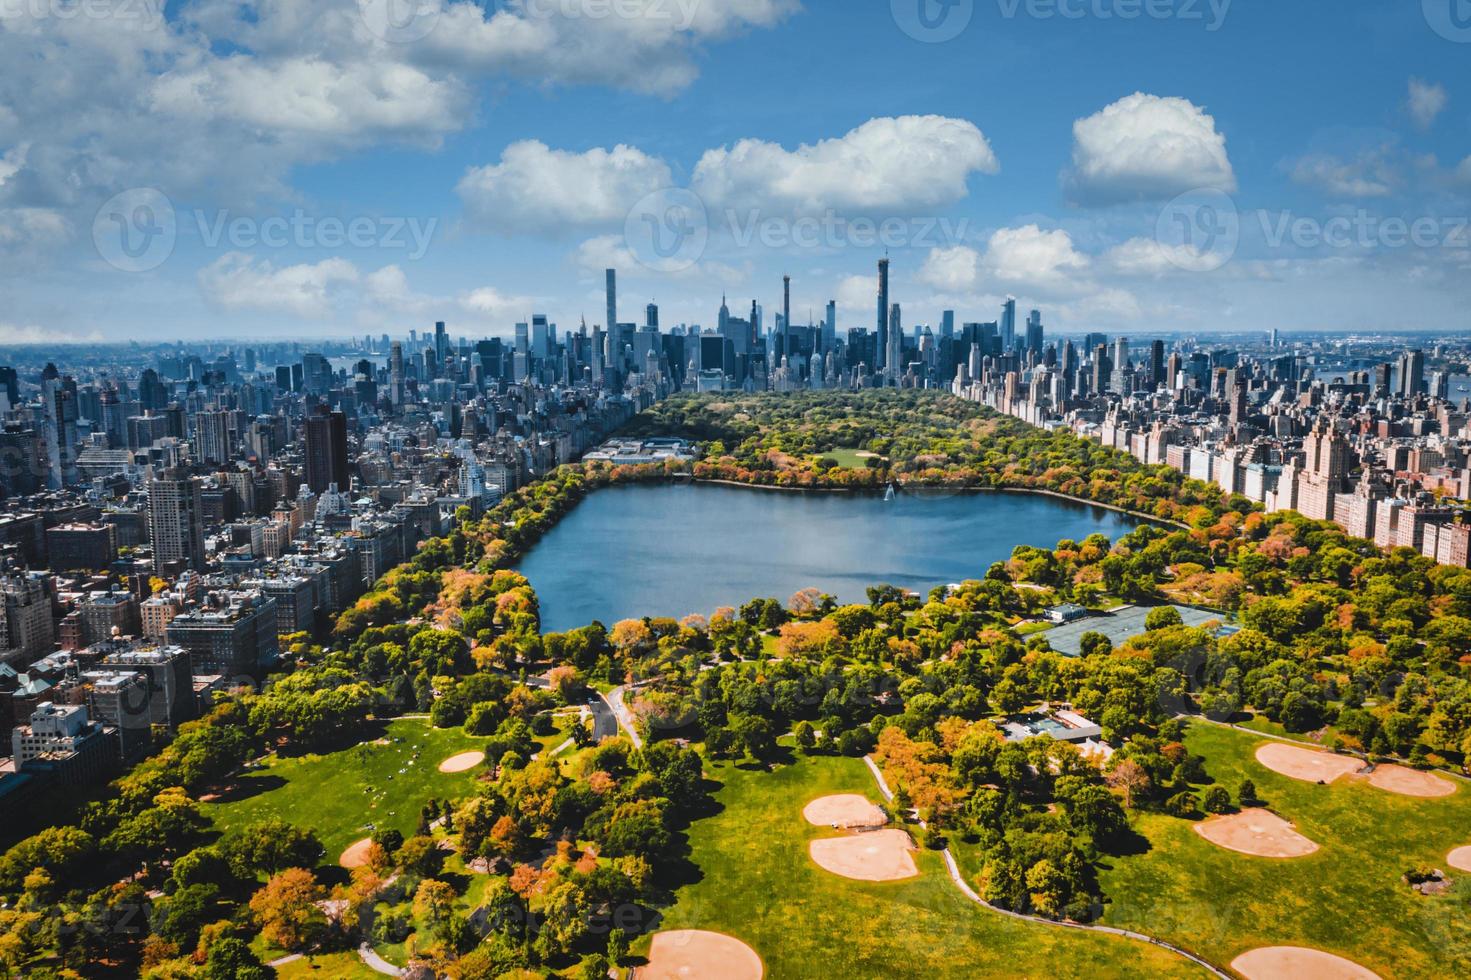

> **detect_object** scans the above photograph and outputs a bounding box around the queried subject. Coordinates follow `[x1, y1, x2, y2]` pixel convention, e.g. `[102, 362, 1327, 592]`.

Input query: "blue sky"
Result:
[1, 0, 1468, 344]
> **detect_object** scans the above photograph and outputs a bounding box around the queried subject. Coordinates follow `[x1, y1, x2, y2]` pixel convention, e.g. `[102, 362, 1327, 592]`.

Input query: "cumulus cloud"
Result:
[1288, 146, 1399, 198]
[692, 116, 998, 214]
[458, 141, 673, 234]
[198, 253, 359, 318]
[0, 0, 796, 245]
[1103, 237, 1211, 276]
[1407, 78, 1447, 130]
[919, 226, 1090, 293]
[1065, 93, 1235, 205]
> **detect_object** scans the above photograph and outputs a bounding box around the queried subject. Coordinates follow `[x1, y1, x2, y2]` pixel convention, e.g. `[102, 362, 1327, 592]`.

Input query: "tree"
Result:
[201, 937, 271, 980]
[413, 878, 459, 945]
[1201, 785, 1232, 814]
[607, 928, 629, 965]
[1237, 778, 1260, 807]
[248, 868, 326, 951]
[222, 820, 324, 879]
[1105, 759, 1151, 809]
[1145, 606, 1184, 631]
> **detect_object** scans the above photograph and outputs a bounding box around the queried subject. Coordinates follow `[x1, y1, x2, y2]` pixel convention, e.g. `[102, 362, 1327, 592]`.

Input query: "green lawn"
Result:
[203, 717, 486, 858]
[651, 751, 1207, 978]
[815, 448, 884, 469]
[1094, 722, 1471, 976]
[270, 951, 383, 980]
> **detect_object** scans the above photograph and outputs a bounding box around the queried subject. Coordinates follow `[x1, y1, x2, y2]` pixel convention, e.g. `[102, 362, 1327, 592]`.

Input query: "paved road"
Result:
[589, 691, 621, 741]
[605, 685, 644, 747]
[358, 942, 403, 977]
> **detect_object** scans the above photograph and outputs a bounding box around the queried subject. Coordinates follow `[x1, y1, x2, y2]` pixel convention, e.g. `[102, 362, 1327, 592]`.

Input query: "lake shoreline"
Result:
[685, 476, 1184, 530]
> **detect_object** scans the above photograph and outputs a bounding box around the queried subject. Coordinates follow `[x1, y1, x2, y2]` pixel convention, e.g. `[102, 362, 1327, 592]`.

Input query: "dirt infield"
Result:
[637, 929, 763, 980]
[1230, 946, 1381, 980]
[438, 750, 487, 773]
[809, 829, 919, 882]
[1254, 743, 1364, 784]
[339, 838, 373, 869]
[1193, 810, 1319, 858]
[1447, 846, 1471, 873]
[802, 794, 888, 828]
[1361, 764, 1456, 798]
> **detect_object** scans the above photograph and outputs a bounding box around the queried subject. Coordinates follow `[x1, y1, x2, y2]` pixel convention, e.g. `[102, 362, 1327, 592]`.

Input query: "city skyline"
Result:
[2, 2, 1469, 343]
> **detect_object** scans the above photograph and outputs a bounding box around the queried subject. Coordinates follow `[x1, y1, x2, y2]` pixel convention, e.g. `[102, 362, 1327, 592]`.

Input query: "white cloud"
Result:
[1456, 157, 1471, 185]
[1288, 147, 1398, 198]
[0, 323, 103, 345]
[1103, 237, 1214, 277]
[1065, 93, 1235, 205]
[1407, 78, 1447, 130]
[198, 252, 359, 318]
[458, 141, 673, 234]
[692, 115, 998, 214]
[919, 226, 1089, 293]
[574, 235, 641, 275]
[0, 208, 69, 251]
[458, 285, 534, 320]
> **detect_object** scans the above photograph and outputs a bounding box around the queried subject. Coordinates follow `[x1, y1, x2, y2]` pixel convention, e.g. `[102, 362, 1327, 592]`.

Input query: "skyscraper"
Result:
[149, 470, 206, 575]
[304, 407, 350, 494]
[605, 269, 617, 343]
[1001, 299, 1017, 351]
[390, 342, 405, 405]
[782, 275, 791, 361]
[876, 258, 890, 373]
[887, 303, 902, 383]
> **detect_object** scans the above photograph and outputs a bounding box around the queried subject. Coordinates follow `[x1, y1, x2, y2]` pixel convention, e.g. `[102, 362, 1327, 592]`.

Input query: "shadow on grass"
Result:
[201, 773, 287, 804]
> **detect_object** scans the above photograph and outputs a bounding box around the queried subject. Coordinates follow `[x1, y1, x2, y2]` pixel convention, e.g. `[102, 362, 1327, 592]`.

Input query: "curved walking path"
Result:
[358, 942, 404, 976]
[861, 756, 1229, 979]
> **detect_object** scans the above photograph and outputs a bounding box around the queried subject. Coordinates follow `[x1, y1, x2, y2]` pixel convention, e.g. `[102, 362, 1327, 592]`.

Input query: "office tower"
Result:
[1025, 310, 1043, 355]
[0, 366, 16, 408]
[646, 302, 659, 329]
[1001, 299, 1017, 351]
[605, 269, 617, 343]
[194, 409, 231, 465]
[434, 321, 448, 366]
[304, 407, 350, 494]
[876, 258, 890, 372]
[1399, 350, 1424, 397]
[941, 310, 955, 341]
[824, 300, 837, 353]
[149, 470, 207, 575]
[887, 304, 902, 382]
[389, 343, 405, 405]
[1150, 340, 1166, 388]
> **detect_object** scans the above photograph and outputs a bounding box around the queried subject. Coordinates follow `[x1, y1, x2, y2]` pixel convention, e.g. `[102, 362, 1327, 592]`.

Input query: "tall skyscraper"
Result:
[876, 258, 890, 372]
[605, 269, 617, 341]
[390, 342, 405, 405]
[887, 303, 902, 383]
[434, 321, 448, 365]
[195, 409, 231, 465]
[782, 275, 791, 361]
[1025, 310, 1044, 355]
[1001, 299, 1017, 351]
[148, 470, 206, 575]
[304, 407, 350, 494]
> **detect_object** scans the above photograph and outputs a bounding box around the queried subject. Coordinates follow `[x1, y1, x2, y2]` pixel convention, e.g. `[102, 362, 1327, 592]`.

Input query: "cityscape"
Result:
[0, 2, 1468, 979]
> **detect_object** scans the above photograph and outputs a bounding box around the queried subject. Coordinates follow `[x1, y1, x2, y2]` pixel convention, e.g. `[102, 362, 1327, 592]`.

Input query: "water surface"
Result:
[517, 484, 1142, 632]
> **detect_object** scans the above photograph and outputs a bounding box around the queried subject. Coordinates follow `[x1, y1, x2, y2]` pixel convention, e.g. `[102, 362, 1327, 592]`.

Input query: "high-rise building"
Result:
[886, 303, 903, 383]
[195, 409, 231, 465]
[876, 259, 890, 373]
[148, 470, 207, 575]
[304, 407, 350, 494]
[1001, 299, 1017, 351]
[1025, 310, 1044, 355]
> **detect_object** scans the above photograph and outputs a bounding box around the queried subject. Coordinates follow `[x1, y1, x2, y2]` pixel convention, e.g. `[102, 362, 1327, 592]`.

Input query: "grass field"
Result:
[816, 448, 883, 469]
[650, 751, 1207, 978]
[203, 717, 487, 857]
[1093, 722, 1471, 976]
[269, 951, 382, 979]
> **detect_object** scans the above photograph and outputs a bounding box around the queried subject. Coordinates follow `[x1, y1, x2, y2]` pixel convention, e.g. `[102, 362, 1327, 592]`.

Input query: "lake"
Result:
[515, 483, 1144, 632]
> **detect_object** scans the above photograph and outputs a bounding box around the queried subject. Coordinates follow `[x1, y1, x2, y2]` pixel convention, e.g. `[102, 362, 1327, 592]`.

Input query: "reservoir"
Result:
[516, 483, 1144, 633]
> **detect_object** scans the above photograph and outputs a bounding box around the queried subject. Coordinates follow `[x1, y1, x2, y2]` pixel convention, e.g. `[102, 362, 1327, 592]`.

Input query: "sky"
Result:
[1, 0, 1469, 345]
